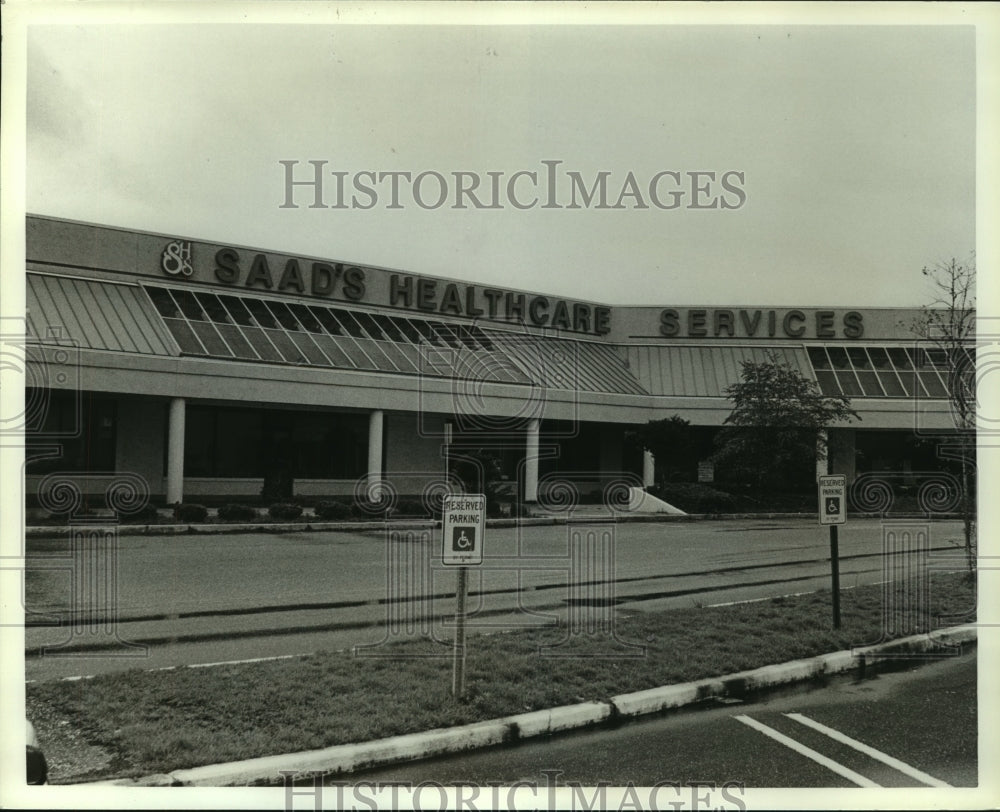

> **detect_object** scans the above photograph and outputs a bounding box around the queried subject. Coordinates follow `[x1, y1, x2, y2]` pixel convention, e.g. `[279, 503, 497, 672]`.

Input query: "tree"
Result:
[630, 415, 696, 484]
[712, 353, 859, 495]
[911, 256, 976, 575]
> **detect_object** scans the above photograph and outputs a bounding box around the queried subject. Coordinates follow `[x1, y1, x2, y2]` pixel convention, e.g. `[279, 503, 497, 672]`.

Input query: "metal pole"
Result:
[830, 524, 841, 629]
[452, 565, 468, 697]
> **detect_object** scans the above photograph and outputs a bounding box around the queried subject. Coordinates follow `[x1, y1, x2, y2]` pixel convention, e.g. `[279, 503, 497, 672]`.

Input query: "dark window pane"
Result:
[813, 370, 840, 396]
[309, 306, 345, 336]
[353, 337, 399, 372]
[868, 347, 892, 370]
[266, 301, 301, 331]
[245, 299, 278, 328]
[195, 293, 233, 324]
[875, 370, 906, 397]
[171, 289, 207, 321]
[353, 312, 385, 340]
[373, 315, 404, 342]
[265, 328, 307, 363]
[333, 310, 366, 339]
[190, 322, 232, 356]
[241, 326, 283, 362]
[807, 347, 831, 370]
[918, 371, 948, 397]
[287, 331, 330, 365]
[146, 287, 180, 317]
[856, 370, 884, 396]
[827, 347, 850, 370]
[376, 340, 418, 372]
[412, 320, 444, 346]
[215, 323, 258, 359]
[184, 407, 216, 476]
[311, 334, 356, 367]
[163, 318, 205, 354]
[219, 295, 255, 327]
[847, 347, 872, 369]
[393, 318, 424, 343]
[835, 371, 862, 396]
[215, 409, 264, 476]
[431, 322, 463, 348]
[887, 347, 913, 370]
[288, 304, 323, 333]
[470, 326, 495, 350]
[334, 335, 374, 369]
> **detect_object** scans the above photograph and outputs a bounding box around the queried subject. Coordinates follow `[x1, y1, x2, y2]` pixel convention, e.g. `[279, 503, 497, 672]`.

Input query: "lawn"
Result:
[27, 572, 976, 782]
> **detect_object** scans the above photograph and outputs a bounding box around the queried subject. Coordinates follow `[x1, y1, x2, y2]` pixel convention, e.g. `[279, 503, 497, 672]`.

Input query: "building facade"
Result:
[22, 215, 967, 510]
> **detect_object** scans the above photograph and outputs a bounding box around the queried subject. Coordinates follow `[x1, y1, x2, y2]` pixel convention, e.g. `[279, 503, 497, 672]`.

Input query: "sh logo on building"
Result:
[161, 240, 194, 277]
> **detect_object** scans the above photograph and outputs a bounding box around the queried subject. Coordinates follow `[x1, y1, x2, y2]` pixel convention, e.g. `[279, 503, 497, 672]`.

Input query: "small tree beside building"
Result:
[911, 256, 976, 575]
[712, 353, 859, 496]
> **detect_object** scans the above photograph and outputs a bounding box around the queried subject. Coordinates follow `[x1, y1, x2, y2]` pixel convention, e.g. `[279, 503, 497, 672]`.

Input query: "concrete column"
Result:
[368, 410, 384, 494]
[166, 398, 185, 504]
[815, 429, 829, 480]
[524, 418, 540, 502]
[830, 428, 857, 484]
[643, 450, 655, 489]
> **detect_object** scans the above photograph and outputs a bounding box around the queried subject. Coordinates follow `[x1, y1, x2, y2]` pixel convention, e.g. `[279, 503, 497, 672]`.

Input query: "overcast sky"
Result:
[23, 13, 979, 307]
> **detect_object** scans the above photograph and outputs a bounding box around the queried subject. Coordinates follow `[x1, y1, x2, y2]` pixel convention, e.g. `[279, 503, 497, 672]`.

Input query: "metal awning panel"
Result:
[27, 273, 178, 355]
[483, 331, 649, 396]
[625, 345, 815, 397]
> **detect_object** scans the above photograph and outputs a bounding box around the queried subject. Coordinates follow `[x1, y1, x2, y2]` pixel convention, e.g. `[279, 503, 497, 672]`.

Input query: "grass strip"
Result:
[27, 572, 975, 782]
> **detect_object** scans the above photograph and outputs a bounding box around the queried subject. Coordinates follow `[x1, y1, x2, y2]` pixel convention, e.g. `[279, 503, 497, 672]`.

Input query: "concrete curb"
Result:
[25, 512, 964, 539]
[89, 624, 976, 787]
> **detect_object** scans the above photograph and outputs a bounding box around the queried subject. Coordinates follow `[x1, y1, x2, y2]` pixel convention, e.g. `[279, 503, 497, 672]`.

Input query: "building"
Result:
[22, 215, 970, 512]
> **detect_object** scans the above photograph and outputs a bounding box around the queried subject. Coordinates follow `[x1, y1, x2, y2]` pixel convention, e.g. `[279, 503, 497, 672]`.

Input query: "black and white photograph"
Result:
[1, 2, 997, 809]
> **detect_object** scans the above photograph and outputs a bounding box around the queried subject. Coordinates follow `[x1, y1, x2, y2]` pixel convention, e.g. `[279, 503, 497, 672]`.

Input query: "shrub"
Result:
[115, 504, 160, 524]
[394, 498, 427, 517]
[649, 483, 737, 514]
[217, 503, 258, 522]
[268, 503, 303, 521]
[173, 503, 209, 523]
[313, 500, 352, 521]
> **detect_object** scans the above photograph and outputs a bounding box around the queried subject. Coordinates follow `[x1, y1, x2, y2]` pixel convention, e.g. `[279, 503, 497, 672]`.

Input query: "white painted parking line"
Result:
[784, 712, 951, 788]
[733, 715, 881, 787]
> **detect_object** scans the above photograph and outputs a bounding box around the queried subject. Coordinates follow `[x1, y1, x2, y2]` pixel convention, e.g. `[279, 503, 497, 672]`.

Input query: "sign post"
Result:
[442, 493, 485, 698]
[818, 474, 847, 629]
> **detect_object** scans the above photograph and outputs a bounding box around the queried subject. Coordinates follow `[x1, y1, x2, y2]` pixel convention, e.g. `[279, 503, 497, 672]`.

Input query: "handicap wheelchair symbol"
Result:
[452, 527, 476, 552]
[825, 497, 841, 515]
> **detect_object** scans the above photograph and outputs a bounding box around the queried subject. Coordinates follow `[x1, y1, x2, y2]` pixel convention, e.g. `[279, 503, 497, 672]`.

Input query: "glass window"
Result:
[219, 295, 255, 327]
[288, 304, 324, 333]
[332, 309, 366, 339]
[190, 322, 233, 357]
[26, 392, 117, 474]
[244, 299, 279, 329]
[146, 287, 181, 318]
[807, 347, 831, 370]
[835, 371, 862, 397]
[171, 289, 207, 321]
[309, 306, 345, 336]
[813, 370, 841, 396]
[887, 347, 913, 370]
[163, 318, 206, 354]
[195, 293, 233, 324]
[266, 301, 302, 331]
[826, 347, 851, 370]
[847, 347, 872, 369]
[215, 323, 258, 360]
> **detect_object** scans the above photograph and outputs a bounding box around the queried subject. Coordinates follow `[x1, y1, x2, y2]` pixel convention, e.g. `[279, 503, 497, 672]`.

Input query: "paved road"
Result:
[328, 649, 977, 790]
[23, 518, 968, 681]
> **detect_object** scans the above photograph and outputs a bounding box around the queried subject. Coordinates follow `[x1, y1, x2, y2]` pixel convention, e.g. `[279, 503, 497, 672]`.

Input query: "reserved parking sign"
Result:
[442, 494, 486, 565]
[818, 475, 847, 525]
